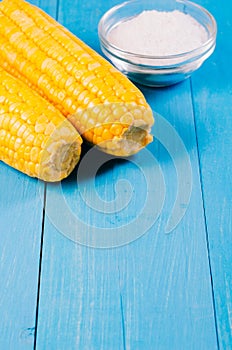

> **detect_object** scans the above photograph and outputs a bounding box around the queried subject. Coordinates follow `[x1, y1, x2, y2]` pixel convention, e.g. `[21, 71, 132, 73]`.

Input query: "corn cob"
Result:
[0, 67, 82, 181]
[0, 0, 154, 156]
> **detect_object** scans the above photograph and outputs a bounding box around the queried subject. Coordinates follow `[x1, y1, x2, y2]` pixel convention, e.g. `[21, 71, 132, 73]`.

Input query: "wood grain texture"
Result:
[0, 162, 44, 349]
[38, 0, 58, 18]
[35, 218, 125, 349]
[191, 1, 232, 348]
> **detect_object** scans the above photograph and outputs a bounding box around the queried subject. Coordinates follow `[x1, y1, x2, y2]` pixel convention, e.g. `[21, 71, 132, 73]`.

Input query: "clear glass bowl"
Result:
[98, 0, 217, 87]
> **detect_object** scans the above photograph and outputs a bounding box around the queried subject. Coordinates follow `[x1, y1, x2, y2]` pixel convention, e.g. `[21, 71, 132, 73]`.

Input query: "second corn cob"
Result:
[0, 0, 154, 156]
[0, 67, 82, 181]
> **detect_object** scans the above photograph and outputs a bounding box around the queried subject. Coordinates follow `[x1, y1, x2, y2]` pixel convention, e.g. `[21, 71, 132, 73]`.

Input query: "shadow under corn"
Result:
[61, 141, 129, 187]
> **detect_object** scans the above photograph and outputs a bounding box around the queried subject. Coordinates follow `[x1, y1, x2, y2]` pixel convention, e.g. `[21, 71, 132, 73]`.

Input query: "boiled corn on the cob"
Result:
[0, 67, 82, 181]
[0, 0, 154, 156]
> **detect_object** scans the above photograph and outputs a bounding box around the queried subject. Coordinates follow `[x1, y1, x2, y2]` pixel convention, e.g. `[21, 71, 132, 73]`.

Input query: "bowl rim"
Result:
[98, 0, 217, 62]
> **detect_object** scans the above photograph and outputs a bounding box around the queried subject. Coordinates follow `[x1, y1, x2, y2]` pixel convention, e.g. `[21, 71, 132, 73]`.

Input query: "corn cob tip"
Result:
[38, 120, 82, 182]
[68, 102, 154, 156]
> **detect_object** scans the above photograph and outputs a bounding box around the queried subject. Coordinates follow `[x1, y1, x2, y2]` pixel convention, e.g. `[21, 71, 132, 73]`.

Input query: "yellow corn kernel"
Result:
[102, 129, 113, 141]
[110, 124, 123, 137]
[0, 67, 82, 181]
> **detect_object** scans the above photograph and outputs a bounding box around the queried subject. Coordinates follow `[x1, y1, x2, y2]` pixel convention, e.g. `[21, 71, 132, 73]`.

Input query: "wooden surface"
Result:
[0, 0, 231, 349]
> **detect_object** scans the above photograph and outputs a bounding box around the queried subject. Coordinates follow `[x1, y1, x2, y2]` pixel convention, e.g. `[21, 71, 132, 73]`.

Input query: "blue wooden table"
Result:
[0, 0, 231, 349]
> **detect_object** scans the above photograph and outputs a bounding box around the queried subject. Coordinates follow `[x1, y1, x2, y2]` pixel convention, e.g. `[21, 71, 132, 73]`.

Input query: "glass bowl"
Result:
[98, 0, 217, 87]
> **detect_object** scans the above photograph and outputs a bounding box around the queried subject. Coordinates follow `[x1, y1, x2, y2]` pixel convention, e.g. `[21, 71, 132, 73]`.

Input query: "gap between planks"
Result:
[190, 78, 220, 350]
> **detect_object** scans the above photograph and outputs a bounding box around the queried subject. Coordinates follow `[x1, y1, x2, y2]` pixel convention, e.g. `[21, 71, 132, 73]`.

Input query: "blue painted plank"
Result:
[38, 0, 58, 18]
[0, 162, 44, 349]
[34, 1, 219, 349]
[35, 219, 125, 349]
[191, 0, 232, 348]
[116, 81, 218, 349]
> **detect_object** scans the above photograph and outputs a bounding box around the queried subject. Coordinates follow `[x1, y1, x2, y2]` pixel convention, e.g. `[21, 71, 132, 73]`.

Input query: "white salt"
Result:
[108, 10, 208, 56]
